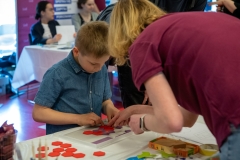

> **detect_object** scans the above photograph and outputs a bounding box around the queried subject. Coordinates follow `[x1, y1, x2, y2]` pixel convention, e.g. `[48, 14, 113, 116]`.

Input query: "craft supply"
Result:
[45, 139, 48, 160]
[38, 139, 41, 160]
[73, 153, 85, 158]
[199, 144, 218, 156]
[52, 141, 63, 146]
[62, 151, 73, 157]
[35, 153, 45, 159]
[137, 152, 156, 159]
[31, 141, 35, 160]
[160, 151, 176, 158]
[48, 152, 60, 157]
[60, 143, 72, 148]
[126, 156, 143, 160]
[65, 147, 77, 152]
[93, 151, 106, 157]
[60, 125, 132, 148]
[149, 136, 199, 157]
[37, 146, 49, 151]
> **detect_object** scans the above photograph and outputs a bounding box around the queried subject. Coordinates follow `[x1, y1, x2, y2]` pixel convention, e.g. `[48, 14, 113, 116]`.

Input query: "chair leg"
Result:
[27, 84, 35, 104]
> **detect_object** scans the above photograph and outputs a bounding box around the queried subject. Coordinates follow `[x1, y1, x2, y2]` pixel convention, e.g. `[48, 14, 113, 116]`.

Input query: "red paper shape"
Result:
[83, 130, 93, 135]
[52, 141, 63, 146]
[37, 146, 49, 151]
[92, 131, 103, 136]
[65, 147, 77, 152]
[48, 152, 60, 157]
[73, 153, 86, 158]
[93, 151, 106, 157]
[62, 151, 73, 157]
[35, 153, 45, 158]
[53, 147, 65, 152]
[60, 143, 72, 148]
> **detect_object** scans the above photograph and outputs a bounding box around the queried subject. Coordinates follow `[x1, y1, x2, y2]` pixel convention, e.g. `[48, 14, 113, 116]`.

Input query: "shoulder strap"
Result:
[188, 0, 196, 10]
[154, 0, 159, 5]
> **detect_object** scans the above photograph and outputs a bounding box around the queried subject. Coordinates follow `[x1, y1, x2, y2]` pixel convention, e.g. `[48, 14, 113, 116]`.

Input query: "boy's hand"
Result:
[108, 108, 132, 127]
[78, 113, 104, 126]
[105, 106, 119, 123]
[102, 99, 120, 123]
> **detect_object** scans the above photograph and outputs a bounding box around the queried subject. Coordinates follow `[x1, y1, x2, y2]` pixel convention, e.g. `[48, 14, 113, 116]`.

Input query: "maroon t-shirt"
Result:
[129, 12, 240, 147]
[95, 0, 106, 11]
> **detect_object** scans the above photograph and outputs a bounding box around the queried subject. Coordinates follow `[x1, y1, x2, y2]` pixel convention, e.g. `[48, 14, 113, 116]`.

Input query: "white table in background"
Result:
[12, 45, 71, 89]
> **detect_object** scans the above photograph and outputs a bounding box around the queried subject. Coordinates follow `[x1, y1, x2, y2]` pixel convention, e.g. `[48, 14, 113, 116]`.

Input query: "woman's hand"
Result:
[53, 34, 62, 43]
[128, 114, 145, 134]
[108, 108, 132, 127]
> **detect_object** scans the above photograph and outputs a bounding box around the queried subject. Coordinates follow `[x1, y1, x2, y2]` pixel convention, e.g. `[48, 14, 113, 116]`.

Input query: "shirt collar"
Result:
[67, 50, 85, 73]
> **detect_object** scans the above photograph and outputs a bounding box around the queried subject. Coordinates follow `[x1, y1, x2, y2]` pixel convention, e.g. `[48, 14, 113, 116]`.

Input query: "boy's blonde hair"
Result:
[108, 0, 166, 65]
[75, 21, 109, 58]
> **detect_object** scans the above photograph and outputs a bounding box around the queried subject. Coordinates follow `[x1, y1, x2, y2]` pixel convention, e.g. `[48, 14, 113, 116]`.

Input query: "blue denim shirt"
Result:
[34, 51, 112, 134]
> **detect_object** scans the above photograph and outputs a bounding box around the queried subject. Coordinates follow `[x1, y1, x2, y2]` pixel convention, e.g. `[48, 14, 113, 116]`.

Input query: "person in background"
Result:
[96, 0, 207, 109]
[32, 21, 119, 134]
[209, 0, 240, 18]
[72, 0, 99, 32]
[107, 0, 240, 159]
[151, 0, 207, 12]
[31, 1, 62, 45]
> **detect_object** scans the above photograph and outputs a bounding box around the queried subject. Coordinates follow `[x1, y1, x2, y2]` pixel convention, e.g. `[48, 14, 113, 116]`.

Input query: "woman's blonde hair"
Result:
[108, 0, 166, 66]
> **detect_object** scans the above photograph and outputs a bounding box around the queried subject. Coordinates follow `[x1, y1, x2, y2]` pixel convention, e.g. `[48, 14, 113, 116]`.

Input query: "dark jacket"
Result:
[30, 20, 59, 45]
[223, 0, 240, 19]
[151, 0, 207, 12]
[97, 0, 207, 108]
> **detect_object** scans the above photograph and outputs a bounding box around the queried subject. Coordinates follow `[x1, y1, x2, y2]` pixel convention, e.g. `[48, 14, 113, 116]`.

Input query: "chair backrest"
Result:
[28, 33, 33, 45]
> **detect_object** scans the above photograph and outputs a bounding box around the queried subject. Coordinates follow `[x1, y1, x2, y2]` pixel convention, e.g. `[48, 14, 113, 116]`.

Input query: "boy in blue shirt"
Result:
[32, 21, 119, 134]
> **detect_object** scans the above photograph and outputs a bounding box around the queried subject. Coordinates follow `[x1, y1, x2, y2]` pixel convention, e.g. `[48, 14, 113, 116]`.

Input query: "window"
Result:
[0, 0, 17, 58]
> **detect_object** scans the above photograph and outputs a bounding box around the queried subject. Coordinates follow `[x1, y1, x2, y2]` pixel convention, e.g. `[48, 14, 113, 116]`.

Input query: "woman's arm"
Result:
[142, 72, 183, 133]
[209, 0, 237, 13]
[138, 72, 198, 134]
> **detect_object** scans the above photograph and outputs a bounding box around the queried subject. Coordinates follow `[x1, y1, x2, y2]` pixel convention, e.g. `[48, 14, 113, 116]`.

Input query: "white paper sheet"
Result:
[170, 122, 217, 145]
[56, 25, 75, 45]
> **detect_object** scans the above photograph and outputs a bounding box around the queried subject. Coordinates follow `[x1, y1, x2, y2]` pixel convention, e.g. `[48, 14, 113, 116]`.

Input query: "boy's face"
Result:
[73, 47, 109, 73]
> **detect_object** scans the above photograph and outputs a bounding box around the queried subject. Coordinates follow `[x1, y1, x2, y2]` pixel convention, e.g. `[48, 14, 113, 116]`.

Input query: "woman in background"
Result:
[209, 0, 240, 18]
[72, 0, 99, 32]
[31, 1, 62, 45]
[108, 0, 240, 159]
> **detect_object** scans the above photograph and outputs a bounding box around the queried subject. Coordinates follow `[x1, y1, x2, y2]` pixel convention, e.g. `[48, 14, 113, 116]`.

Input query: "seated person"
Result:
[72, 0, 99, 32]
[30, 1, 62, 45]
[32, 21, 119, 134]
[209, 0, 240, 18]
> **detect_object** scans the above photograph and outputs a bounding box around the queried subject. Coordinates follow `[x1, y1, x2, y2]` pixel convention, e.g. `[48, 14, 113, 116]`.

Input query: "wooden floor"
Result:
[0, 84, 123, 143]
